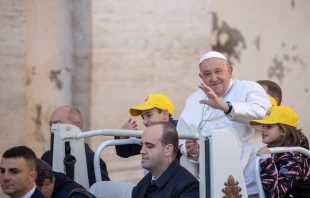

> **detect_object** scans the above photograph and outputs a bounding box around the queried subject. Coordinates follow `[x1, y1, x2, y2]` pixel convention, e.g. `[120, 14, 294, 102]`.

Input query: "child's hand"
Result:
[185, 140, 199, 156]
[257, 146, 271, 156]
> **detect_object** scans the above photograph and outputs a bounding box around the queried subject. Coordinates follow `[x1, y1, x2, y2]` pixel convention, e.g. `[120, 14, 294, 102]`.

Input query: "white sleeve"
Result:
[226, 82, 271, 125]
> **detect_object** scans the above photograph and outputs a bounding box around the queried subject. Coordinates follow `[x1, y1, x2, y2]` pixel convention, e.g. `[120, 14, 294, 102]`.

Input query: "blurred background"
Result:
[0, 0, 309, 197]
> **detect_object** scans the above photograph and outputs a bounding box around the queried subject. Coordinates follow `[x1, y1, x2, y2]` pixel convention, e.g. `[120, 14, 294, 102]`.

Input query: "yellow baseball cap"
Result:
[129, 94, 174, 116]
[249, 106, 298, 127]
[267, 94, 277, 106]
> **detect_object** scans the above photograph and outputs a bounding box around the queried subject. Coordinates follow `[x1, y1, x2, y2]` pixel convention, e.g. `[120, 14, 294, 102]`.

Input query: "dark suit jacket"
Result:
[30, 188, 45, 198]
[41, 143, 110, 186]
[52, 172, 85, 198]
[132, 158, 199, 198]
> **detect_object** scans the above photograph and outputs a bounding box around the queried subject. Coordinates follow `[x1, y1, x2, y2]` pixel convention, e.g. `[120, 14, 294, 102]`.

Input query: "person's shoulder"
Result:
[234, 79, 265, 91]
[234, 79, 260, 87]
[64, 179, 85, 189]
[165, 166, 198, 193]
[84, 142, 91, 149]
[54, 172, 85, 196]
[83, 143, 97, 165]
[133, 174, 151, 193]
[42, 150, 51, 156]
[281, 151, 299, 157]
[169, 119, 178, 127]
[136, 173, 152, 186]
[278, 151, 307, 162]
[41, 150, 51, 162]
[84, 143, 95, 155]
[31, 188, 45, 198]
[174, 166, 199, 183]
[291, 151, 308, 159]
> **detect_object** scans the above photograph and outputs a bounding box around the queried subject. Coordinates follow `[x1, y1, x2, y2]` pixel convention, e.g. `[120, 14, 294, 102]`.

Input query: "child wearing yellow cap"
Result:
[115, 94, 180, 159]
[250, 106, 310, 197]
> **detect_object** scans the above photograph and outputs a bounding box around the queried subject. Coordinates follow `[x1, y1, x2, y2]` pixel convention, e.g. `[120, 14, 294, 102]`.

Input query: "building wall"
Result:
[0, 1, 27, 197]
[0, 0, 27, 153]
[71, 0, 92, 134]
[90, 0, 211, 183]
[0, 0, 309, 192]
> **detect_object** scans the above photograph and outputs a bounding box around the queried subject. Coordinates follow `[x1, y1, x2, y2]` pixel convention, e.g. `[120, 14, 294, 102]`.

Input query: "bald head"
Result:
[49, 106, 83, 131]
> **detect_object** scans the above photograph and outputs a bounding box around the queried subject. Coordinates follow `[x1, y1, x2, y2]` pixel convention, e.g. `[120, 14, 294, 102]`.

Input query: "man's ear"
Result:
[165, 144, 173, 157]
[163, 110, 169, 120]
[228, 65, 233, 76]
[29, 171, 37, 183]
[199, 73, 202, 79]
[43, 179, 53, 189]
[75, 121, 82, 129]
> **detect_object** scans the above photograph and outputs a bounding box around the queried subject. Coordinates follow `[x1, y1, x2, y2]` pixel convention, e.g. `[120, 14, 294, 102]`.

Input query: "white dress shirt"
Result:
[22, 184, 36, 198]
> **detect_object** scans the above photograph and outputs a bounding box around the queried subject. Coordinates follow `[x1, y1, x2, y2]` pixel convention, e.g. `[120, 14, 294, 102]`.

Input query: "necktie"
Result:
[144, 180, 157, 198]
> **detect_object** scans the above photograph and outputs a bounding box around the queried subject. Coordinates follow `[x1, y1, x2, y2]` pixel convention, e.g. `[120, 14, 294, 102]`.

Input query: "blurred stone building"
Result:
[0, 0, 309, 197]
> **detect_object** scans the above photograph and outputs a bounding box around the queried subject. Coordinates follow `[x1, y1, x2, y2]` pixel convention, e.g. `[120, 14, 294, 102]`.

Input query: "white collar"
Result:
[22, 184, 36, 198]
[151, 173, 163, 182]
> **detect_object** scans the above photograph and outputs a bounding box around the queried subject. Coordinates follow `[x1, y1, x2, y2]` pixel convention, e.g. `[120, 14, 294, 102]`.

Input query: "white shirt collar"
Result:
[151, 173, 163, 182]
[22, 184, 36, 198]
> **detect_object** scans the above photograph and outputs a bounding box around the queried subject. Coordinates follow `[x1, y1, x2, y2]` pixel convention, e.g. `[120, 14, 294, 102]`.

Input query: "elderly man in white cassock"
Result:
[177, 51, 271, 197]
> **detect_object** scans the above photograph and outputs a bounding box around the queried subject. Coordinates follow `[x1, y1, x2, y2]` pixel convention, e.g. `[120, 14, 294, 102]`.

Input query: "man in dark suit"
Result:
[0, 146, 45, 198]
[36, 158, 85, 198]
[41, 106, 110, 186]
[132, 122, 199, 198]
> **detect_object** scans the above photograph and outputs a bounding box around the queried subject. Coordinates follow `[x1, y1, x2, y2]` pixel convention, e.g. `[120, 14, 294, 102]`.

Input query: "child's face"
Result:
[141, 108, 168, 127]
[261, 124, 283, 144]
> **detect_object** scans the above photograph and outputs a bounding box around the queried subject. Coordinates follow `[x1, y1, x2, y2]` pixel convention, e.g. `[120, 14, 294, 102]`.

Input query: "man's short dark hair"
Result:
[35, 159, 54, 189]
[150, 122, 179, 158]
[257, 80, 282, 105]
[2, 146, 37, 171]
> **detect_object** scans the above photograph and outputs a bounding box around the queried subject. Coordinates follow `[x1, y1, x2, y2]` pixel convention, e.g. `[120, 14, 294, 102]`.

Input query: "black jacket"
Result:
[132, 159, 199, 198]
[115, 119, 181, 158]
[52, 172, 85, 198]
[41, 143, 110, 186]
[30, 188, 45, 198]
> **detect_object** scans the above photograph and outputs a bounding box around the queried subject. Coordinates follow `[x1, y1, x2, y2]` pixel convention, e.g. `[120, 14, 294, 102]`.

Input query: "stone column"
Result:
[25, 0, 73, 155]
[71, 0, 92, 133]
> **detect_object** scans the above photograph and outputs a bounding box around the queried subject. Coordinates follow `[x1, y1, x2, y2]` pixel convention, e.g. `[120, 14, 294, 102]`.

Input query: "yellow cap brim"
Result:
[129, 104, 155, 116]
[249, 119, 279, 126]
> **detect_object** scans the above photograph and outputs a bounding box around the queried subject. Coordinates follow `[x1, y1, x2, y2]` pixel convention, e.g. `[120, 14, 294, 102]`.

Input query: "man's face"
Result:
[49, 107, 73, 132]
[0, 158, 36, 198]
[140, 125, 166, 174]
[141, 108, 168, 127]
[199, 58, 233, 97]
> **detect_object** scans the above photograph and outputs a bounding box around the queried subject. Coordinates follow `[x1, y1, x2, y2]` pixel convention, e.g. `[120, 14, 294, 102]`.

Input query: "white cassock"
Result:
[177, 79, 270, 196]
